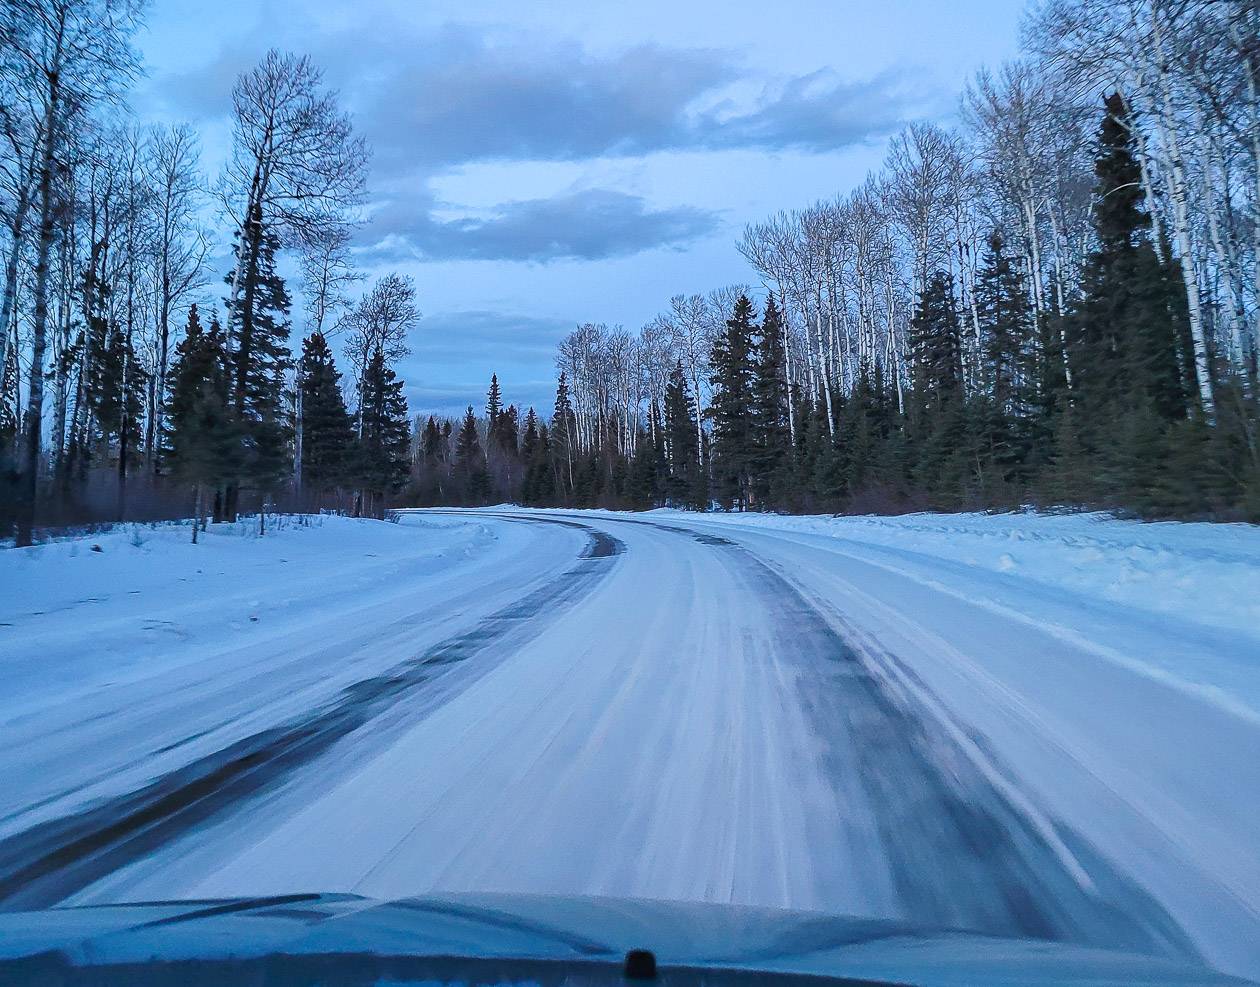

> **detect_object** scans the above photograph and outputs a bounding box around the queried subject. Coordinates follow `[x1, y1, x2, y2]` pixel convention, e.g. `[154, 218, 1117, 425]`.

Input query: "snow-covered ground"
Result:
[1, 508, 1258, 982]
[653, 508, 1260, 718]
[0, 513, 587, 838]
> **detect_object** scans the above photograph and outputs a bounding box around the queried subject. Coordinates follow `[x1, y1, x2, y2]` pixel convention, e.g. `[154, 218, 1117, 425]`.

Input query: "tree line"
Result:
[0, 2, 418, 543]
[6, 0, 1259, 538]
[411, 1, 1257, 520]
[413, 83, 1259, 520]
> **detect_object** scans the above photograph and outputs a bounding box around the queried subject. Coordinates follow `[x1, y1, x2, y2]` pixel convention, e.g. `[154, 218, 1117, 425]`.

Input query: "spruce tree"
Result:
[82, 267, 148, 519]
[162, 305, 233, 540]
[627, 427, 661, 510]
[909, 271, 965, 412]
[976, 231, 1033, 417]
[520, 407, 540, 504]
[908, 271, 967, 505]
[299, 331, 354, 503]
[455, 404, 489, 503]
[527, 416, 558, 506]
[486, 373, 502, 428]
[752, 294, 792, 507]
[838, 371, 881, 508]
[1067, 94, 1188, 465]
[551, 373, 576, 498]
[664, 360, 705, 508]
[975, 230, 1037, 490]
[421, 415, 445, 463]
[224, 210, 293, 521]
[497, 403, 519, 455]
[708, 294, 759, 509]
[354, 347, 411, 517]
[1044, 93, 1197, 509]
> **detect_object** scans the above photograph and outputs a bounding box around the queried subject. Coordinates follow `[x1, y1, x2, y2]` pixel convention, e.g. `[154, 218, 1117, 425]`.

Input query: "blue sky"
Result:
[133, 0, 1025, 417]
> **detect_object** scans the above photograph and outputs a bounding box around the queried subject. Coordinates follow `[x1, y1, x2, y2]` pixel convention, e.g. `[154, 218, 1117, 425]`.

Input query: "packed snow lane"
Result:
[640, 509, 1260, 980]
[0, 513, 619, 907]
[44, 508, 1222, 975]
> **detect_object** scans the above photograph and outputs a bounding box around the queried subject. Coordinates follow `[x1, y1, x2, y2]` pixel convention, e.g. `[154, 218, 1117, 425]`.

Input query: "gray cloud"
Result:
[706, 68, 920, 152]
[148, 23, 922, 175]
[141, 23, 917, 267]
[359, 28, 732, 171]
[361, 187, 719, 264]
[355, 28, 918, 173]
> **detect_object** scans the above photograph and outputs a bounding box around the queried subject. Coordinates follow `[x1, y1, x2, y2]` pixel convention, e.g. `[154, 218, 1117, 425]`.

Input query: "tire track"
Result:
[554, 511, 1199, 963]
[0, 515, 622, 909]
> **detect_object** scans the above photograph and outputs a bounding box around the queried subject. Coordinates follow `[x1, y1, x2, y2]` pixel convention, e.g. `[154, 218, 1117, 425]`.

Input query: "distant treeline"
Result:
[412, 96, 1259, 521]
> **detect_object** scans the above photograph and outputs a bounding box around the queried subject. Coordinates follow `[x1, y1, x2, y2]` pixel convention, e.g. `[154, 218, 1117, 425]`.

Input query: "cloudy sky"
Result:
[133, 0, 1024, 416]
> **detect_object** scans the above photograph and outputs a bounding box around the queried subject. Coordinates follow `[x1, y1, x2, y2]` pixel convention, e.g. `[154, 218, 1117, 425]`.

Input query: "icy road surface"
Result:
[1, 509, 1259, 980]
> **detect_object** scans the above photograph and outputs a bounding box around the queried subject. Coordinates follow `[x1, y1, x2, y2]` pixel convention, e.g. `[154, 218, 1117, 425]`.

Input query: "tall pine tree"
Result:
[752, 294, 792, 506]
[162, 305, 233, 541]
[1062, 92, 1190, 507]
[354, 347, 410, 517]
[299, 331, 354, 504]
[708, 294, 759, 509]
[224, 208, 293, 523]
[908, 270, 967, 506]
[455, 404, 489, 504]
[975, 230, 1037, 493]
[664, 360, 705, 508]
[551, 373, 576, 499]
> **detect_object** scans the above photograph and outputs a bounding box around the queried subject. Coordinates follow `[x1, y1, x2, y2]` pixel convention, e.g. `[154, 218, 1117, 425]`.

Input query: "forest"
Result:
[3, 1, 1260, 544]
[416, 2, 1260, 520]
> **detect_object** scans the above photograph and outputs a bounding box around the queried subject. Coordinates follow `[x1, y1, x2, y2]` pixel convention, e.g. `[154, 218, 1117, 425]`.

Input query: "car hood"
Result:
[0, 891, 1251, 986]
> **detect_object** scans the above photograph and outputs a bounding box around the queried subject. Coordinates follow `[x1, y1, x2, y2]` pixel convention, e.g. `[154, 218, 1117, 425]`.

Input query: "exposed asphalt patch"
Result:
[0, 515, 622, 910]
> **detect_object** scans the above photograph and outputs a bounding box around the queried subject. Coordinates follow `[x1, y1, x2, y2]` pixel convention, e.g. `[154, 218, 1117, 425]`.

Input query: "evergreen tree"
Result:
[413, 414, 450, 506]
[976, 231, 1033, 418]
[299, 331, 354, 502]
[664, 360, 705, 508]
[708, 294, 759, 509]
[224, 210, 293, 520]
[354, 347, 410, 517]
[551, 373, 576, 498]
[627, 427, 661, 510]
[496, 403, 519, 455]
[520, 407, 540, 504]
[975, 230, 1037, 490]
[1068, 95, 1188, 431]
[82, 266, 148, 519]
[752, 294, 792, 506]
[525, 414, 557, 506]
[837, 371, 881, 508]
[486, 373, 502, 427]
[455, 404, 489, 503]
[1037, 403, 1094, 508]
[421, 415, 445, 463]
[162, 305, 233, 540]
[908, 271, 967, 505]
[909, 271, 965, 412]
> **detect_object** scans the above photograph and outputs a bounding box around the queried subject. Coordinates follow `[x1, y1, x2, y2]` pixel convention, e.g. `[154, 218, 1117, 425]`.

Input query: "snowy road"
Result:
[2, 508, 1259, 980]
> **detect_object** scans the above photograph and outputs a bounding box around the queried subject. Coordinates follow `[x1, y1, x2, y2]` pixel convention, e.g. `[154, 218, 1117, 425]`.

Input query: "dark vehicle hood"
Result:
[0, 891, 1251, 985]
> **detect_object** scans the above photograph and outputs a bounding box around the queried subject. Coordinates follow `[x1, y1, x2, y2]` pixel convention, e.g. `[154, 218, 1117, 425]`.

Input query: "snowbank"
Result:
[0, 512, 569, 836]
[654, 509, 1260, 642]
[0, 514, 493, 695]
